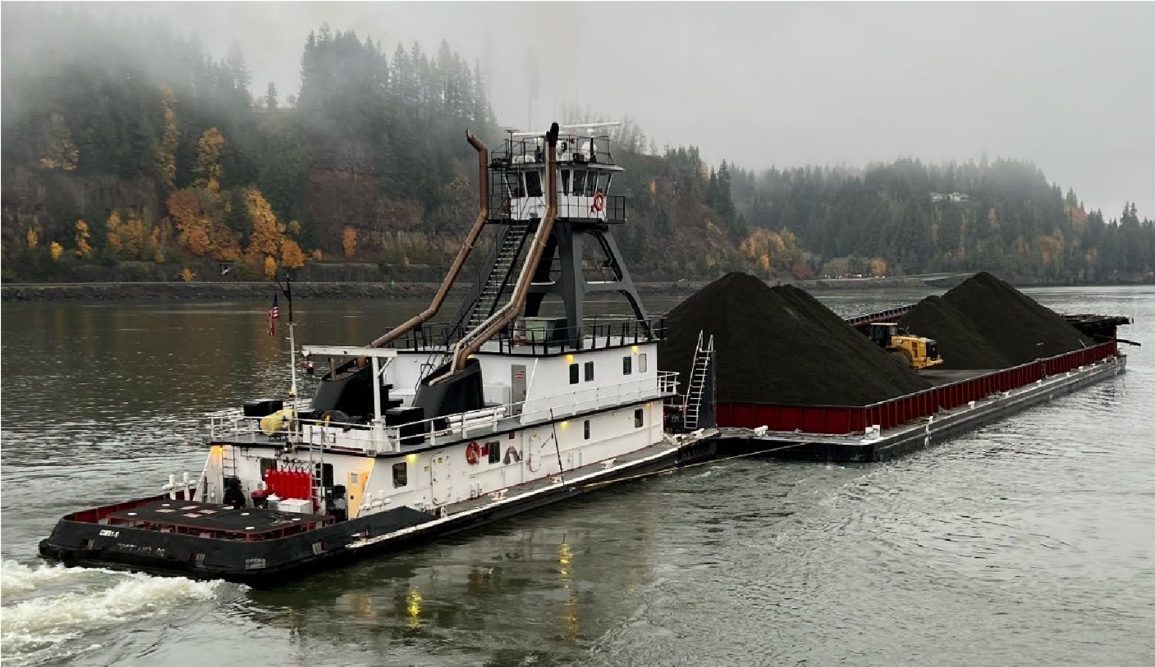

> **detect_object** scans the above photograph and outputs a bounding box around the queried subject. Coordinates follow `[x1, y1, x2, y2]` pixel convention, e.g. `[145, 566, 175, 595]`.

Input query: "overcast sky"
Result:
[55, 3, 1155, 216]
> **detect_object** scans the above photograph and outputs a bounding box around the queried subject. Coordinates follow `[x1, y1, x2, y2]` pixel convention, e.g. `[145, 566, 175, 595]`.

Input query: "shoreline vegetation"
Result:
[0, 274, 1139, 302]
[4, 9, 1153, 290]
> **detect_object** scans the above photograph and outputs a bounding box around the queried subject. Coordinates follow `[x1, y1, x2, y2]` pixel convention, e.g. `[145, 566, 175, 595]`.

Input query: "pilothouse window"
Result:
[525, 170, 543, 198]
[561, 170, 571, 195]
[572, 170, 586, 197]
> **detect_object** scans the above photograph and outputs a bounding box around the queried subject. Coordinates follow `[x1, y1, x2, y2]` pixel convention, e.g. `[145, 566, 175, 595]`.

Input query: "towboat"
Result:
[39, 122, 716, 587]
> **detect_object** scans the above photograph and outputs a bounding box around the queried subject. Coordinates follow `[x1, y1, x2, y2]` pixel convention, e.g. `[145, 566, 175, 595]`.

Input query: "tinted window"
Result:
[634, 408, 644, 428]
[583, 420, 591, 440]
[392, 462, 407, 488]
[623, 356, 632, 375]
[561, 170, 571, 195]
[569, 363, 579, 384]
[572, 170, 586, 196]
[584, 361, 594, 381]
[525, 170, 543, 197]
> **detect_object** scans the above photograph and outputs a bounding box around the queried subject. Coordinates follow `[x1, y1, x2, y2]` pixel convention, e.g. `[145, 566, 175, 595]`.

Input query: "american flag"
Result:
[267, 293, 279, 336]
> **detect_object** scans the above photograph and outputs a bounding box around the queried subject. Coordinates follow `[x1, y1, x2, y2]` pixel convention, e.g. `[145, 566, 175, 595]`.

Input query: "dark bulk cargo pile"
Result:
[899, 271, 1093, 370]
[660, 273, 931, 406]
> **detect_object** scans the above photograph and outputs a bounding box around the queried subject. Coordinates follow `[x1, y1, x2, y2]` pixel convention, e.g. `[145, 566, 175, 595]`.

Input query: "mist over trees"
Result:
[2, 6, 1153, 284]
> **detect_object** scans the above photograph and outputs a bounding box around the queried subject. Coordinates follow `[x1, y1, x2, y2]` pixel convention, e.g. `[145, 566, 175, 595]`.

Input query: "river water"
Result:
[2, 287, 1153, 666]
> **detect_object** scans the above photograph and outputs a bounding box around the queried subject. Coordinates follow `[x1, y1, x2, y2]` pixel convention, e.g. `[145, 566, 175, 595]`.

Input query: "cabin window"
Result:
[561, 170, 571, 195]
[605, 174, 613, 193]
[572, 170, 586, 197]
[392, 462, 407, 488]
[586, 172, 600, 196]
[525, 170, 543, 197]
[584, 361, 595, 382]
[634, 408, 644, 428]
[623, 355, 632, 375]
[569, 363, 579, 384]
[583, 420, 591, 440]
[488, 441, 501, 464]
[639, 353, 647, 373]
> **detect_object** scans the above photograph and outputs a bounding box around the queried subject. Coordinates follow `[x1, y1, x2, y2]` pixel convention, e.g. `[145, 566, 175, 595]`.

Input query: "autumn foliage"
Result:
[342, 226, 358, 258]
[74, 221, 92, 258]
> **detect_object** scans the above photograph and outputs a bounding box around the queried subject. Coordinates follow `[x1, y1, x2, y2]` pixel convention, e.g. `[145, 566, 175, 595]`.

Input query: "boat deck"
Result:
[105, 500, 331, 541]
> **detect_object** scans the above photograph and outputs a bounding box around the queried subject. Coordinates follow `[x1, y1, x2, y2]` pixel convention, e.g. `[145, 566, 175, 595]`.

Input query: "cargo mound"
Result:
[660, 272, 932, 406]
[898, 296, 1012, 370]
[899, 271, 1093, 368]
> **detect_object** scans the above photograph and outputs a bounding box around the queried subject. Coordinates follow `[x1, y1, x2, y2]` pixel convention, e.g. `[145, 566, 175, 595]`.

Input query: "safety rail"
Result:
[207, 400, 312, 440]
[844, 304, 916, 329]
[381, 316, 665, 355]
[716, 342, 1120, 435]
[488, 192, 626, 224]
[208, 372, 678, 455]
[491, 132, 617, 167]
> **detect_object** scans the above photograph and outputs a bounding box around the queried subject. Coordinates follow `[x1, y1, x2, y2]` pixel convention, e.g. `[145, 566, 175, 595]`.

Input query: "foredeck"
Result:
[104, 500, 331, 541]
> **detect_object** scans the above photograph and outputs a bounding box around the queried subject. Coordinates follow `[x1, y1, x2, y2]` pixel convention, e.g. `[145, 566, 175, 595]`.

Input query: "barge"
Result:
[697, 303, 1130, 462]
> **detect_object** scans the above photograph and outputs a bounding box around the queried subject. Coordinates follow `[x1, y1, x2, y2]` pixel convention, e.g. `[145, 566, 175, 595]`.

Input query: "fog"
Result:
[15, 2, 1155, 216]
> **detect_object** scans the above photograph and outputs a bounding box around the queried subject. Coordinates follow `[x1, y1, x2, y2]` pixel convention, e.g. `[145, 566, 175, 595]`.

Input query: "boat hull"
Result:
[39, 441, 700, 588]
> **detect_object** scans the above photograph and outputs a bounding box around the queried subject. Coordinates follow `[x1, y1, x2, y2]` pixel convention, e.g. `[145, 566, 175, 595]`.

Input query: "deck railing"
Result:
[383, 316, 666, 355]
[209, 372, 679, 454]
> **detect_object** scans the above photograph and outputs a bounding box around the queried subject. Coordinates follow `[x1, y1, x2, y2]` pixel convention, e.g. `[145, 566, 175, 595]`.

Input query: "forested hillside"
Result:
[3, 8, 1152, 284]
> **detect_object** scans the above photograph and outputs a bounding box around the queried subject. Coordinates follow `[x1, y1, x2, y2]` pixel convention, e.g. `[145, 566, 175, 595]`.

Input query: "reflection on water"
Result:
[2, 287, 1154, 665]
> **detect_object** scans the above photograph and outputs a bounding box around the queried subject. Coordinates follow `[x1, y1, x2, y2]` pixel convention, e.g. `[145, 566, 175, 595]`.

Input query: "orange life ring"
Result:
[591, 192, 605, 213]
[465, 441, 482, 465]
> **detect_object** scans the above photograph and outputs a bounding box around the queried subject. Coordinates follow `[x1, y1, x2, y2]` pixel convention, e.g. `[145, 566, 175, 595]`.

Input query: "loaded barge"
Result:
[39, 122, 732, 586]
[699, 304, 1130, 462]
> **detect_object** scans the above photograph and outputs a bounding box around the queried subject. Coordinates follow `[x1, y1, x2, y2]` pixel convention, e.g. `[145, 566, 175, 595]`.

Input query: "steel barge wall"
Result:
[716, 341, 1120, 435]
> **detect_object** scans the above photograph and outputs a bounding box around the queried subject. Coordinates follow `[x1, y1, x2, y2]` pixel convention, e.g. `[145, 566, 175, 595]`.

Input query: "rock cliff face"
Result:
[2, 166, 163, 246]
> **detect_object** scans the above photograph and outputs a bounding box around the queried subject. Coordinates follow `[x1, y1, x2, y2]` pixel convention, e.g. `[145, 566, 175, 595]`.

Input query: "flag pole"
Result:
[275, 274, 298, 401]
[284, 275, 298, 401]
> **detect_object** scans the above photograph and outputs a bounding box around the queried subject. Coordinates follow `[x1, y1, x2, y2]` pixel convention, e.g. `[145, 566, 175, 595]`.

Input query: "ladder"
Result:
[684, 330, 714, 430]
[465, 220, 530, 331]
[222, 444, 237, 480]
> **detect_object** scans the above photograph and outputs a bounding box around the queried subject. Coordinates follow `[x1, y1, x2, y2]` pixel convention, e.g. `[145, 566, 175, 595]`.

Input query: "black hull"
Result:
[40, 444, 695, 588]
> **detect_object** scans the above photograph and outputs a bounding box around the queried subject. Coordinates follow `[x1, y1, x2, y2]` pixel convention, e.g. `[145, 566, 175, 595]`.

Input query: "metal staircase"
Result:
[684, 330, 714, 430]
[465, 220, 531, 331]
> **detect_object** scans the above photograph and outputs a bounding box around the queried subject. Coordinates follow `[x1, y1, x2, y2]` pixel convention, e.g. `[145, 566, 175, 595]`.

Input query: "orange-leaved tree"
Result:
[244, 187, 282, 265]
[106, 209, 148, 259]
[342, 226, 358, 258]
[193, 128, 225, 192]
[75, 221, 92, 258]
[281, 239, 307, 270]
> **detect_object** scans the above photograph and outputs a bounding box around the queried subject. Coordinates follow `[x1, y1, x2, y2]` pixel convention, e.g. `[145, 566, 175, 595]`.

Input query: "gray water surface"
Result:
[2, 287, 1153, 666]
